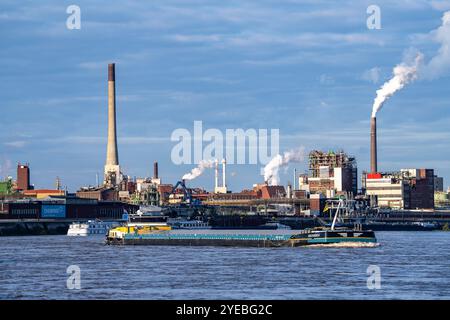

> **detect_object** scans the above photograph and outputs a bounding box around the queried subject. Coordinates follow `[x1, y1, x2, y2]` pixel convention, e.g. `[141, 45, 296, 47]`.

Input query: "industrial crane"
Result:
[170, 180, 201, 206]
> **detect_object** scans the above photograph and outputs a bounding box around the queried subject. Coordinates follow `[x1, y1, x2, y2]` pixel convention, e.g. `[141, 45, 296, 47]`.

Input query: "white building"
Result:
[365, 169, 434, 209]
[365, 174, 408, 209]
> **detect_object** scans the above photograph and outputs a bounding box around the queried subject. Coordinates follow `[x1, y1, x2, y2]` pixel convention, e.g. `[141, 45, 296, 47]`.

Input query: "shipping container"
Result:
[41, 205, 66, 218]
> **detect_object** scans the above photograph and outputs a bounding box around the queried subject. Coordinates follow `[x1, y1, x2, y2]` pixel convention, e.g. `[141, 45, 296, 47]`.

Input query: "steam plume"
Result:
[182, 159, 215, 181]
[371, 53, 423, 118]
[371, 10, 450, 117]
[264, 148, 305, 186]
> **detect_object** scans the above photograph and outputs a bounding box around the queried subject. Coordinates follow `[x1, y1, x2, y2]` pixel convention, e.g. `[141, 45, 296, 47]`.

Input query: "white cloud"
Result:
[41, 136, 170, 145]
[4, 140, 26, 148]
[422, 11, 450, 79]
[170, 32, 385, 48]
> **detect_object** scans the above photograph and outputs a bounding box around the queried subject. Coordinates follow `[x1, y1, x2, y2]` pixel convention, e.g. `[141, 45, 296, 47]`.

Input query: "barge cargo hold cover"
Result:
[106, 229, 377, 247]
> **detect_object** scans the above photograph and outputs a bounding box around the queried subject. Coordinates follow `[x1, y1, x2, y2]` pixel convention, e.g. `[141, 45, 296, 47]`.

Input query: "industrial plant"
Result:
[1, 62, 450, 236]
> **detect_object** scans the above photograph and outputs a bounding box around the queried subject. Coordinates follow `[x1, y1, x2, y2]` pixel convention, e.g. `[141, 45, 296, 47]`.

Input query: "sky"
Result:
[1, 0, 450, 192]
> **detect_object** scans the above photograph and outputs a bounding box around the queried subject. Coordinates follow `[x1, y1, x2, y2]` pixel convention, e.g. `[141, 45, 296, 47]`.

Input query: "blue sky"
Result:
[1, 0, 450, 191]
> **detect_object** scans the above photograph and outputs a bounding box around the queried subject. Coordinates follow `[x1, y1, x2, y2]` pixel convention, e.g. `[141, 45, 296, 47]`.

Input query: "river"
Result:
[0, 231, 449, 299]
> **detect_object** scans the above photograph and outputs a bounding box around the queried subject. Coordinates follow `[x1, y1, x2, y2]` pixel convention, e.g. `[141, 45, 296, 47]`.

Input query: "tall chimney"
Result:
[106, 63, 119, 166]
[153, 161, 159, 179]
[370, 117, 378, 173]
[214, 159, 219, 190]
[293, 168, 297, 190]
[104, 63, 121, 186]
[222, 158, 227, 188]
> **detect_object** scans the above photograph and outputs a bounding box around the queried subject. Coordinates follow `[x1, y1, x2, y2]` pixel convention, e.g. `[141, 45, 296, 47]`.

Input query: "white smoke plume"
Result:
[182, 159, 216, 181]
[264, 148, 305, 186]
[371, 53, 423, 118]
[371, 10, 450, 117]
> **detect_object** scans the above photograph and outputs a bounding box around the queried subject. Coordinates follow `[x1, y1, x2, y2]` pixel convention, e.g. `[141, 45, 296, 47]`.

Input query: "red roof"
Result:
[261, 185, 286, 199]
[23, 189, 63, 194]
[367, 173, 382, 179]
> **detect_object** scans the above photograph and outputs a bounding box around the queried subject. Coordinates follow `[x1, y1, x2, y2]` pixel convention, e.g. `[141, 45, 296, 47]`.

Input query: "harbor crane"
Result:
[170, 180, 201, 206]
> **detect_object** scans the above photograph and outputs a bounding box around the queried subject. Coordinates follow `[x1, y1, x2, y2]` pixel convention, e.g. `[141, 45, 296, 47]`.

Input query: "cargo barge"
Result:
[106, 228, 377, 247]
[107, 199, 377, 247]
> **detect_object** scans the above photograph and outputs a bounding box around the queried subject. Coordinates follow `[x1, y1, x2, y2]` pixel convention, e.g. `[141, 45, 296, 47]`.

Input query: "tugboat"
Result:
[289, 227, 376, 246]
[288, 198, 377, 246]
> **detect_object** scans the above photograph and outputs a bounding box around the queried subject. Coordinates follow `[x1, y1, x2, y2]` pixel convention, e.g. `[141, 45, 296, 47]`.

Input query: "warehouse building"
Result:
[434, 176, 444, 192]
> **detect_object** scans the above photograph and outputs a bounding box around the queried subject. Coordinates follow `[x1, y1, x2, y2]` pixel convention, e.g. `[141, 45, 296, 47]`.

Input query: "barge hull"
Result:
[106, 229, 377, 247]
[106, 236, 375, 247]
[119, 238, 293, 247]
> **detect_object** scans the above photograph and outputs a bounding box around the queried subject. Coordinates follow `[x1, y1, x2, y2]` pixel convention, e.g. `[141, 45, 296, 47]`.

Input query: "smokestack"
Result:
[370, 117, 378, 173]
[106, 63, 118, 166]
[104, 63, 121, 186]
[293, 168, 297, 190]
[214, 159, 219, 190]
[222, 159, 227, 188]
[153, 161, 159, 179]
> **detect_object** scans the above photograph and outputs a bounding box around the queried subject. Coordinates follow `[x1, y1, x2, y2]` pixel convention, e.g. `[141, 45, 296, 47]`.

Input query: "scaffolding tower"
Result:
[309, 150, 356, 178]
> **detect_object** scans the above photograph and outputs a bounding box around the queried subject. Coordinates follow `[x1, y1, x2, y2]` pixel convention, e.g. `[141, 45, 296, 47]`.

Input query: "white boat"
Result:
[136, 205, 164, 216]
[67, 220, 121, 236]
[412, 221, 438, 229]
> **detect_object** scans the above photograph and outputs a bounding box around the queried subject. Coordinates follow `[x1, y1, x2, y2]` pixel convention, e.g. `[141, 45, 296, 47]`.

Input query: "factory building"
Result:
[16, 163, 32, 191]
[158, 184, 174, 203]
[208, 190, 258, 202]
[365, 173, 407, 208]
[207, 184, 287, 202]
[132, 162, 164, 205]
[435, 190, 449, 206]
[135, 178, 160, 205]
[260, 185, 286, 199]
[252, 184, 286, 199]
[407, 169, 435, 209]
[135, 162, 161, 190]
[76, 187, 118, 201]
[365, 169, 434, 209]
[23, 189, 66, 199]
[434, 176, 444, 192]
[310, 194, 326, 216]
[299, 150, 357, 197]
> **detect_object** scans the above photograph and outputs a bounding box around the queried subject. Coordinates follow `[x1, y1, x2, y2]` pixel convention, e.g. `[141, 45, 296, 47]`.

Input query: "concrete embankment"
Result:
[0, 220, 70, 236]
